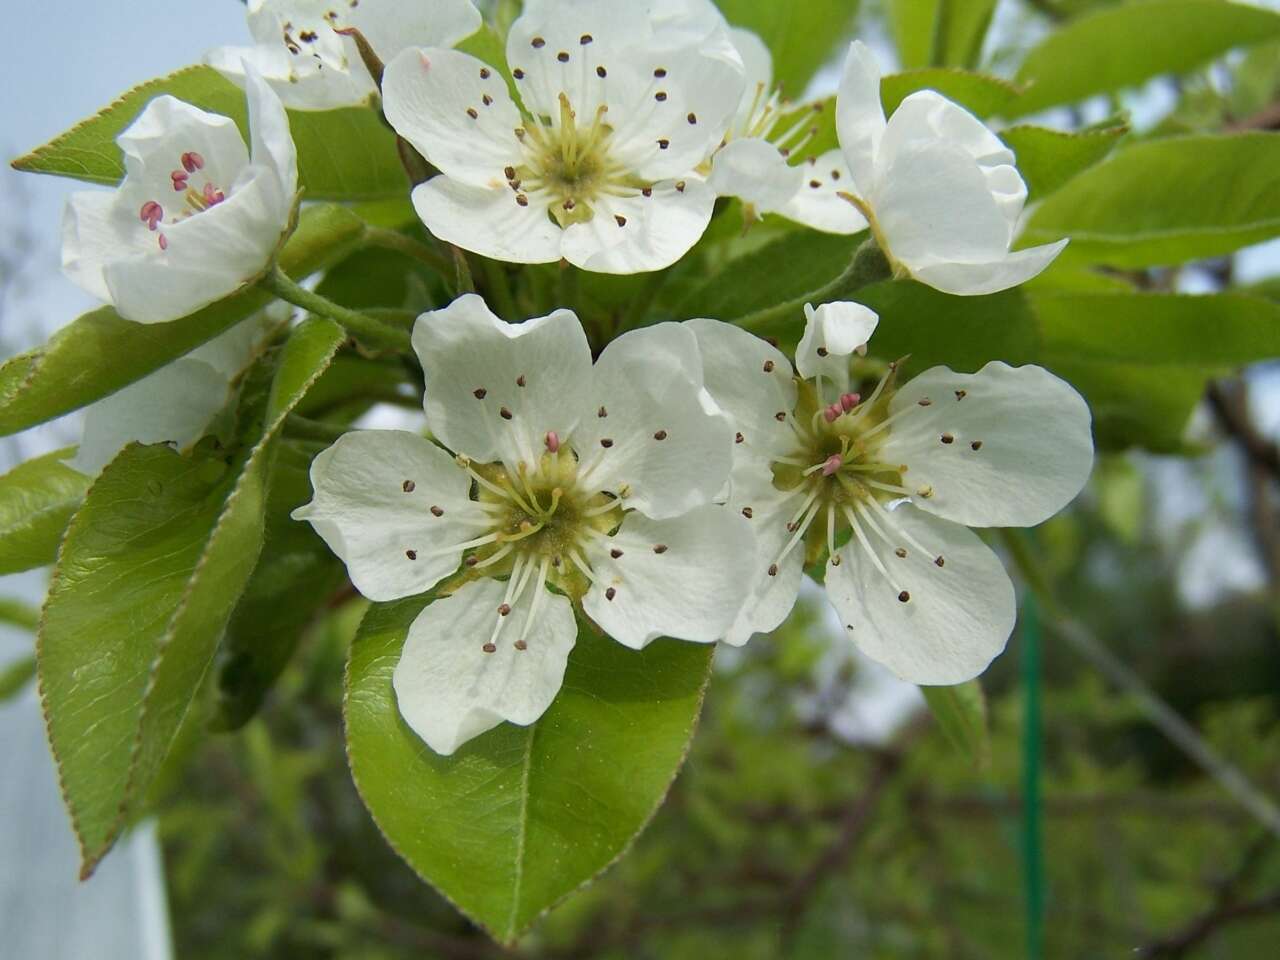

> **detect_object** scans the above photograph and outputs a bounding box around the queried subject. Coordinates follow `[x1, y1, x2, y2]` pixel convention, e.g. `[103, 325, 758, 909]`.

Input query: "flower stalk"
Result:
[260, 266, 412, 351]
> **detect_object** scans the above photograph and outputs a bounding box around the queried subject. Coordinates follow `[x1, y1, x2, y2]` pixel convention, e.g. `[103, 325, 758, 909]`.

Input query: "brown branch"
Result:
[1207, 380, 1280, 482]
[1137, 887, 1280, 957]
[1225, 101, 1280, 132]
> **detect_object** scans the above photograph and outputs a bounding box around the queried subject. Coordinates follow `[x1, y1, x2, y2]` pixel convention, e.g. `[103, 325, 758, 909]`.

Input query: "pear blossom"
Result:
[68, 312, 279, 476]
[833, 41, 1067, 295]
[294, 294, 753, 754]
[62, 71, 297, 324]
[207, 0, 482, 110]
[379, 0, 746, 273]
[687, 302, 1094, 684]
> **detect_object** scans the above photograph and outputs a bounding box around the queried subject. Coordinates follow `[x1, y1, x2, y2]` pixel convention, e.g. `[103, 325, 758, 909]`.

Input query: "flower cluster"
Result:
[52, 0, 1093, 755]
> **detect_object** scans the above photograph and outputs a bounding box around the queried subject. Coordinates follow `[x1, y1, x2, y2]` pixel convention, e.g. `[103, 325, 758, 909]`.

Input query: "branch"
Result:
[1138, 888, 1280, 957]
[1206, 380, 1280, 482]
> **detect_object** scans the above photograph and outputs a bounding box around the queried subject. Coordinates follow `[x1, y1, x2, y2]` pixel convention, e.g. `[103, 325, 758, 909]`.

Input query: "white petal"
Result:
[573, 322, 733, 519]
[383, 46, 524, 187]
[412, 295, 593, 467]
[71, 358, 231, 476]
[189, 311, 278, 379]
[393, 579, 575, 755]
[560, 178, 714, 274]
[581, 504, 755, 649]
[411, 176, 564, 265]
[347, 0, 481, 63]
[796, 301, 879, 386]
[684, 317, 797, 465]
[117, 96, 249, 205]
[62, 190, 140, 304]
[707, 137, 802, 213]
[873, 138, 1015, 273]
[728, 27, 773, 126]
[878, 361, 1094, 528]
[718, 467, 805, 646]
[292, 430, 486, 602]
[826, 504, 1014, 684]
[909, 240, 1068, 296]
[244, 64, 298, 205]
[207, 41, 374, 111]
[835, 40, 886, 193]
[777, 149, 868, 234]
[104, 171, 284, 323]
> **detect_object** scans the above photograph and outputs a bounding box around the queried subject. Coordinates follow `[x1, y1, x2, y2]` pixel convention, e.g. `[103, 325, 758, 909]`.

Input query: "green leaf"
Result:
[38, 317, 345, 877]
[887, 0, 999, 69]
[0, 448, 90, 575]
[12, 66, 407, 201]
[1029, 290, 1280, 450]
[715, 0, 862, 97]
[921, 680, 990, 766]
[1022, 133, 1280, 267]
[1000, 122, 1129, 200]
[0, 598, 40, 631]
[1010, 0, 1280, 117]
[0, 656, 36, 702]
[346, 599, 714, 944]
[0, 204, 364, 437]
[213, 440, 346, 731]
[882, 68, 1023, 119]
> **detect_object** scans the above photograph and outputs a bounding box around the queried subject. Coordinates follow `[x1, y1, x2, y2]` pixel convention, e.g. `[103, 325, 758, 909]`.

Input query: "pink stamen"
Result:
[170, 170, 189, 191]
[840, 392, 860, 412]
[545, 431, 560, 453]
[821, 454, 843, 477]
[202, 182, 225, 205]
[158, 233, 168, 251]
[181, 151, 204, 173]
[823, 403, 842, 422]
[139, 200, 163, 230]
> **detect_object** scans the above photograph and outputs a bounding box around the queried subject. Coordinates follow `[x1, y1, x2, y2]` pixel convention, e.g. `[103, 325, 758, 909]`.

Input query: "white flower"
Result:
[379, 0, 746, 273]
[62, 70, 298, 325]
[294, 294, 753, 754]
[207, 0, 482, 110]
[834, 41, 1067, 295]
[68, 313, 279, 476]
[687, 303, 1094, 684]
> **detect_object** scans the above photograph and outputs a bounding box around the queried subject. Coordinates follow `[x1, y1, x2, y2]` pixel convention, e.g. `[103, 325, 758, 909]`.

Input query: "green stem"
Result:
[1020, 592, 1045, 960]
[557, 261, 580, 313]
[734, 238, 892, 332]
[450, 246, 476, 295]
[364, 228, 452, 276]
[481, 258, 519, 320]
[621, 269, 670, 332]
[284, 413, 349, 443]
[260, 267, 411, 352]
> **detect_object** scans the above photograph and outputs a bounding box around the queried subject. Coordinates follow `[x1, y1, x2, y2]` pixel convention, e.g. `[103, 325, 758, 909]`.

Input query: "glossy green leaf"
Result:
[0, 448, 90, 575]
[213, 440, 346, 730]
[715, 0, 862, 96]
[38, 317, 345, 877]
[887, 0, 998, 69]
[12, 66, 408, 200]
[1010, 0, 1280, 117]
[346, 599, 714, 944]
[921, 681, 990, 766]
[0, 204, 364, 437]
[0, 598, 40, 631]
[1000, 122, 1129, 200]
[1022, 134, 1280, 267]
[0, 656, 36, 702]
[882, 68, 1023, 119]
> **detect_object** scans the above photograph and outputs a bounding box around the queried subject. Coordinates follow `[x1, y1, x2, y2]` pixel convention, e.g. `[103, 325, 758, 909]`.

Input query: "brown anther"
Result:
[504, 165, 516, 180]
[653, 544, 668, 554]
[402, 480, 416, 493]
[642, 187, 653, 197]
[580, 33, 593, 44]
[483, 642, 497, 653]
[482, 94, 493, 106]
[600, 438, 614, 448]
[500, 406, 513, 420]
[405, 549, 417, 560]
[480, 67, 491, 79]
[598, 405, 608, 418]
[653, 429, 667, 440]
[735, 432, 744, 444]
[473, 387, 487, 399]
[675, 180, 686, 192]
[816, 347, 828, 357]
[430, 505, 444, 517]
[687, 113, 697, 124]
[657, 138, 670, 150]
[970, 440, 983, 451]
[934, 556, 945, 567]
[654, 67, 667, 77]
[895, 547, 907, 558]
[516, 374, 526, 387]
[466, 107, 478, 119]
[762, 359, 775, 372]
[498, 603, 512, 616]
[742, 507, 754, 519]
[767, 563, 778, 577]
[563, 198, 577, 211]
[596, 65, 607, 77]
[831, 555, 842, 566]
[465, 556, 479, 567]
[610, 548, 623, 559]
[615, 214, 627, 226]
[898, 590, 911, 603]
[514, 68, 526, 79]
[516, 194, 530, 206]
[774, 411, 786, 421]
[531, 36, 545, 48]
[514, 640, 528, 650]
[557, 51, 570, 62]
[955, 389, 967, 400]
[831, 169, 841, 180]
[605, 587, 617, 601]
[918, 398, 932, 407]
[809, 179, 821, 188]
[940, 433, 954, 444]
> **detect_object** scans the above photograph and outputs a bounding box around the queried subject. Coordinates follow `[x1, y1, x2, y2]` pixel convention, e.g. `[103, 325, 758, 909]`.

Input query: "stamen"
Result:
[470, 542, 514, 569]
[842, 504, 903, 597]
[545, 430, 560, 453]
[517, 556, 552, 649]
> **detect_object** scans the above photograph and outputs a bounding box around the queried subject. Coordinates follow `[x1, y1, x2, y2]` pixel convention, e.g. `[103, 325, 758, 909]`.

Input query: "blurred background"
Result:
[3, 0, 1280, 957]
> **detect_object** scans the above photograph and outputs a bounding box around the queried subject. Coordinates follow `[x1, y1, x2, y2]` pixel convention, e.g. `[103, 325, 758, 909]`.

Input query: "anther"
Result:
[563, 198, 576, 211]
[940, 433, 954, 444]
[955, 389, 967, 400]
[557, 51, 569, 62]
[605, 587, 617, 601]
[406, 549, 417, 560]
[480, 67, 491, 79]
[831, 555, 842, 566]
[598, 406, 608, 418]
[466, 556, 479, 567]
[816, 347, 828, 357]
[514, 68, 526, 79]
[653, 429, 667, 440]
[483, 94, 493, 106]
[840, 392, 860, 412]
[140, 201, 163, 230]
[610, 548, 623, 559]
[170, 170, 189, 191]
[657, 138, 670, 149]
[500, 406, 513, 420]
[918, 485, 934, 498]
[545, 431, 560, 453]
[466, 107, 478, 118]
[809, 180, 821, 189]
[768, 563, 778, 577]
[934, 556, 945, 567]
[600, 438, 614, 448]
[580, 33, 593, 44]
[181, 151, 204, 172]
[774, 411, 786, 421]
[970, 440, 983, 451]
[596, 65, 607, 77]
[531, 36, 545, 48]
[918, 398, 932, 407]
[735, 432, 745, 443]
[655, 91, 667, 102]
[898, 590, 911, 603]
[820, 454, 843, 477]
[824, 404, 841, 422]
[642, 187, 653, 197]
[675, 181, 686, 192]
[762, 359, 775, 372]
[483, 642, 497, 653]
[895, 547, 907, 558]
[514, 640, 528, 651]
[516, 374, 526, 387]
[653, 544, 668, 554]
[516, 194, 529, 206]
[687, 113, 697, 124]
[430, 505, 444, 517]
[654, 67, 667, 77]
[741, 507, 754, 519]
[504, 165, 516, 180]
[402, 480, 415, 493]
[473, 387, 487, 399]
[615, 214, 627, 226]
[498, 603, 512, 616]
